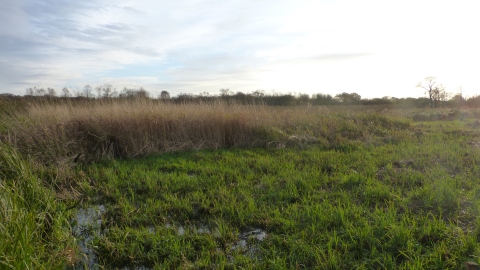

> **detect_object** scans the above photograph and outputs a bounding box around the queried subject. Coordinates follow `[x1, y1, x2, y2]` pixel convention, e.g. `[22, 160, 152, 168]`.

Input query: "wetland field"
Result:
[2, 98, 480, 269]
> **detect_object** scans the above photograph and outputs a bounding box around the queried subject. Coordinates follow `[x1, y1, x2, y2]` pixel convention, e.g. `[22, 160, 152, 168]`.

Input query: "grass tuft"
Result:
[0, 143, 74, 269]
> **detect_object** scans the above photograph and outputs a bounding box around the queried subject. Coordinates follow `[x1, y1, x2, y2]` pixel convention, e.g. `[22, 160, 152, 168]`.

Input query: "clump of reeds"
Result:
[1, 98, 412, 166]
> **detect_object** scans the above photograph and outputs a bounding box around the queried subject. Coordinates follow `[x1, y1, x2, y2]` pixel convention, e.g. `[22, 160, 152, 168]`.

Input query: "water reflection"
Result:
[72, 205, 105, 270]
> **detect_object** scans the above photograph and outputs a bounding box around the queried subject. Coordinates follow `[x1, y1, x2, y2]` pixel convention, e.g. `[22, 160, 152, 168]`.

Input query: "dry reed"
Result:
[1, 99, 411, 166]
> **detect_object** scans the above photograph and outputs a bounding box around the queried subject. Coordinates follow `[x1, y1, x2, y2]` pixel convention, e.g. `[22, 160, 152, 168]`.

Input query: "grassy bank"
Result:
[2, 99, 480, 268]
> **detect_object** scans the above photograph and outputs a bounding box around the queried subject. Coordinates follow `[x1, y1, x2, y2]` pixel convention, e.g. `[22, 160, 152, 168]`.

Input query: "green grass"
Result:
[70, 120, 480, 269]
[0, 143, 75, 269]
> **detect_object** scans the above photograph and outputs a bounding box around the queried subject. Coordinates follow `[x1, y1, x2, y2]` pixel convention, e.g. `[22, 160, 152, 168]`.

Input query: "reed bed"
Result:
[1, 99, 411, 167]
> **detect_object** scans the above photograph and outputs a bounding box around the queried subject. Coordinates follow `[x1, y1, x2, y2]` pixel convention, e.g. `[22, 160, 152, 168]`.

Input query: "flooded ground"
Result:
[163, 223, 267, 259]
[71, 205, 106, 270]
[71, 207, 267, 269]
[230, 228, 267, 259]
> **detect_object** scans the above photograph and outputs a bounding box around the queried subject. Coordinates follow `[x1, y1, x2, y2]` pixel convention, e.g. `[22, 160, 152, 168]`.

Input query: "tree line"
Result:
[0, 76, 475, 108]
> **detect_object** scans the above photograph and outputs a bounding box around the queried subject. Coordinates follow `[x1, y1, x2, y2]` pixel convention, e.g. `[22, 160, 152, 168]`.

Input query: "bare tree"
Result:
[26, 86, 56, 97]
[28, 87, 46, 96]
[252, 90, 265, 97]
[25, 87, 34, 96]
[96, 84, 117, 98]
[416, 77, 448, 108]
[61, 87, 71, 97]
[73, 87, 83, 97]
[82, 85, 94, 98]
[25, 86, 46, 96]
[96, 86, 102, 98]
[220, 88, 231, 96]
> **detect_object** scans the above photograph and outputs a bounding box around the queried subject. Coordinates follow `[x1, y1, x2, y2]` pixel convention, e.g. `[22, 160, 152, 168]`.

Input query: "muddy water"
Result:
[72, 205, 106, 270]
[231, 229, 267, 259]
[163, 223, 220, 237]
[72, 207, 267, 268]
[162, 223, 267, 259]
[234, 229, 267, 249]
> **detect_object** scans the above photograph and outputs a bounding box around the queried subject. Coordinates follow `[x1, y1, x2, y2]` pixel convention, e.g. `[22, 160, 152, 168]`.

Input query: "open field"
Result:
[2, 99, 480, 269]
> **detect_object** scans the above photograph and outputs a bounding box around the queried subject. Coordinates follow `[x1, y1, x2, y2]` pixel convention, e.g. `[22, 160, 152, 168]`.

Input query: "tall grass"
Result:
[1, 99, 411, 166]
[0, 143, 73, 269]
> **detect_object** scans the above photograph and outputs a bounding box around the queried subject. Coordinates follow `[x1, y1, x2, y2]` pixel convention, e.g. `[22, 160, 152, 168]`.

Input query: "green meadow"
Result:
[2, 98, 480, 269]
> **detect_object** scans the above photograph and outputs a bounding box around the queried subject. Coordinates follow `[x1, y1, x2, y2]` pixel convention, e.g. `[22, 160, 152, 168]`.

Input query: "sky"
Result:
[1, 0, 479, 99]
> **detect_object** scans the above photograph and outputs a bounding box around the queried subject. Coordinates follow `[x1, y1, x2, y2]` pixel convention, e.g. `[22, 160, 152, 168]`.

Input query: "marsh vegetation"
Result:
[2, 96, 480, 269]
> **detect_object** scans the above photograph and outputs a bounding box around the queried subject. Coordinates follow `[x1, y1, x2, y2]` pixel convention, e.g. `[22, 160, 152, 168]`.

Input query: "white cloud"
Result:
[1, 0, 479, 98]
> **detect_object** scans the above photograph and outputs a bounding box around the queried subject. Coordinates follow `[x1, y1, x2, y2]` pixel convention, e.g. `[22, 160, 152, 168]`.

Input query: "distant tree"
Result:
[37, 88, 47, 96]
[119, 87, 149, 99]
[176, 93, 195, 103]
[46, 87, 56, 97]
[448, 87, 464, 107]
[220, 89, 231, 96]
[26, 87, 46, 96]
[465, 95, 480, 108]
[297, 93, 310, 105]
[25, 87, 34, 96]
[312, 93, 335, 105]
[334, 92, 361, 104]
[82, 85, 94, 98]
[102, 84, 118, 98]
[61, 87, 71, 97]
[382, 96, 397, 104]
[252, 90, 265, 98]
[96, 84, 117, 98]
[450, 93, 464, 104]
[160, 90, 170, 99]
[233, 92, 253, 104]
[73, 87, 83, 97]
[361, 98, 393, 105]
[26, 86, 48, 96]
[269, 93, 295, 106]
[119, 87, 135, 98]
[416, 77, 449, 108]
[136, 87, 149, 99]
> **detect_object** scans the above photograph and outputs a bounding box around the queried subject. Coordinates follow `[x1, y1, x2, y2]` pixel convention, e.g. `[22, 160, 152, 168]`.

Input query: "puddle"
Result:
[230, 229, 267, 258]
[163, 223, 218, 236]
[157, 223, 267, 258]
[77, 217, 267, 267]
[240, 229, 267, 241]
[71, 205, 106, 270]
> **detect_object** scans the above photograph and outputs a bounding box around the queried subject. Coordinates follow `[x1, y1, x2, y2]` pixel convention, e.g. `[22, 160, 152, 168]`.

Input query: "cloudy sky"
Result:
[1, 0, 479, 98]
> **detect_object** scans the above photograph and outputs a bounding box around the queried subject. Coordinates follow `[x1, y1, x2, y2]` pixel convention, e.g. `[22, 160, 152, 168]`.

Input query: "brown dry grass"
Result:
[0, 98, 411, 167]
